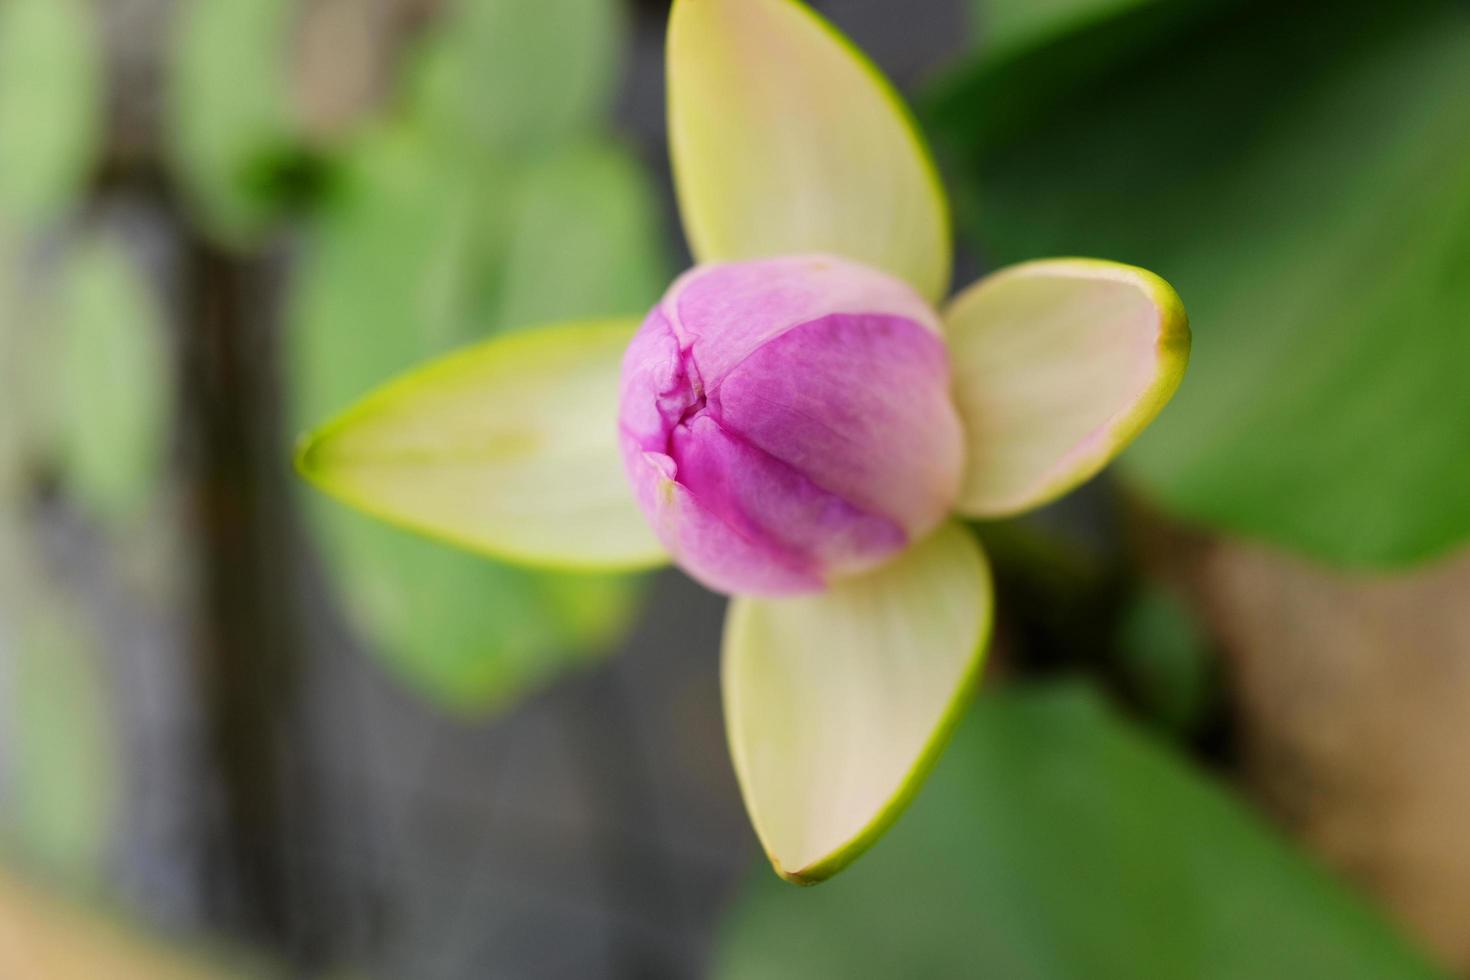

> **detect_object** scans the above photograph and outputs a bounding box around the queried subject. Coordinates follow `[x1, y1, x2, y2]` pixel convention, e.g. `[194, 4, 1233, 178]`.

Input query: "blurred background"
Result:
[0, 0, 1467, 976]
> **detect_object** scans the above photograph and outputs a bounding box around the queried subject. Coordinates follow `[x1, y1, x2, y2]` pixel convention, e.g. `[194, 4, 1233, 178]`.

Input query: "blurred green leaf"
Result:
[290, 118, 666, 711]
[949, 1, 1220, 155]
[55, 235, 170, 522]
[972, 0, 1169, 61]
[6, 599, 116, 886]
[287, 0, 665, 713]
[0, 235, 31, 495]
[716, 685, 1441, 980]
[304, 517, 645, 713]
[929, 1, 1470, 566]
[1115, 584, 1214, 736]
[0, 0, 100, 229]
[410, 0, 624, 161]
[170, 0, 296, 242]
[492, 140, 668, 329]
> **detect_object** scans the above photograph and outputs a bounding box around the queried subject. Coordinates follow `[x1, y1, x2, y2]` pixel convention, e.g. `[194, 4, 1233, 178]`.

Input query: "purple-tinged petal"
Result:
[710, 311, 961, 540]
[622, 450, 823, 595]
[663, 253, 942, 386]
[619, 255, 963, 595]
[672, 414, 908, 579]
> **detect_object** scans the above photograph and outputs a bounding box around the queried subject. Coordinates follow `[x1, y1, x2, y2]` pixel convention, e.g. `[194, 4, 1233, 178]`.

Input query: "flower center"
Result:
[618, 254, 964, 596]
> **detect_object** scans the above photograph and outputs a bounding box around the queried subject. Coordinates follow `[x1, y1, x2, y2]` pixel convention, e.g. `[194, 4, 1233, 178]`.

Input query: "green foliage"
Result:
[1115, 584, 1214, 736]
[289, 0, 668, 713]
[491, 144, 669, 330]
[55, 235, 171, 522]
[969, 0, 1172, 62]
[5, 598, 116, 886]
[717, 685, 1441, 980]
[410, 0, 625, 160]
[169, 0, 297, 242]
[929, 1, 1470, 567]
[0, 237, 38, 495]
[0, 0, 100, 229]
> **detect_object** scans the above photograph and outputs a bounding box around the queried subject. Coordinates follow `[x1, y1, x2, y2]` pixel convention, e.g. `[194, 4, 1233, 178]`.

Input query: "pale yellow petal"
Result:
[667, 0, 951, 302]
[722, 522, 992, 883]
[297, 318, 666, 572]
[947, 259, 1190, 515]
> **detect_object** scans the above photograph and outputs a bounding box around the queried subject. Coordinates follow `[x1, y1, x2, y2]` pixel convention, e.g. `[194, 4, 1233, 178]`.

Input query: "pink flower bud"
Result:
[618, 255, 963, 595]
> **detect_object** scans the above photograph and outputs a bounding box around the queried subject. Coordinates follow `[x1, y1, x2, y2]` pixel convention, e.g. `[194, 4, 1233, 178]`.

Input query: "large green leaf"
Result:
[289, 120, 667, 711]
[716, 685, 1441, 979]
[0, 0, 100, 229]
[970, 0, 1171, 61]
[929, 1, 1470, 566]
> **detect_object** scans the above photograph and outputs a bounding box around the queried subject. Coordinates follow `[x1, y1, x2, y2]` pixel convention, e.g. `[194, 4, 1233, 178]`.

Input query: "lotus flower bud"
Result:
[618, 255, 964, 595]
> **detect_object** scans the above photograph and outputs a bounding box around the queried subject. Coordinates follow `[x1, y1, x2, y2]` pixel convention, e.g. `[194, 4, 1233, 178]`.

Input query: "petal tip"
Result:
[290, 319, 670, 574]
[947, 258, 1191, 517]
[771, 860, 822, 887]
[292, 427, 328, 482]
[665, 0, 952, 301]
[725, 524, 993, 885]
